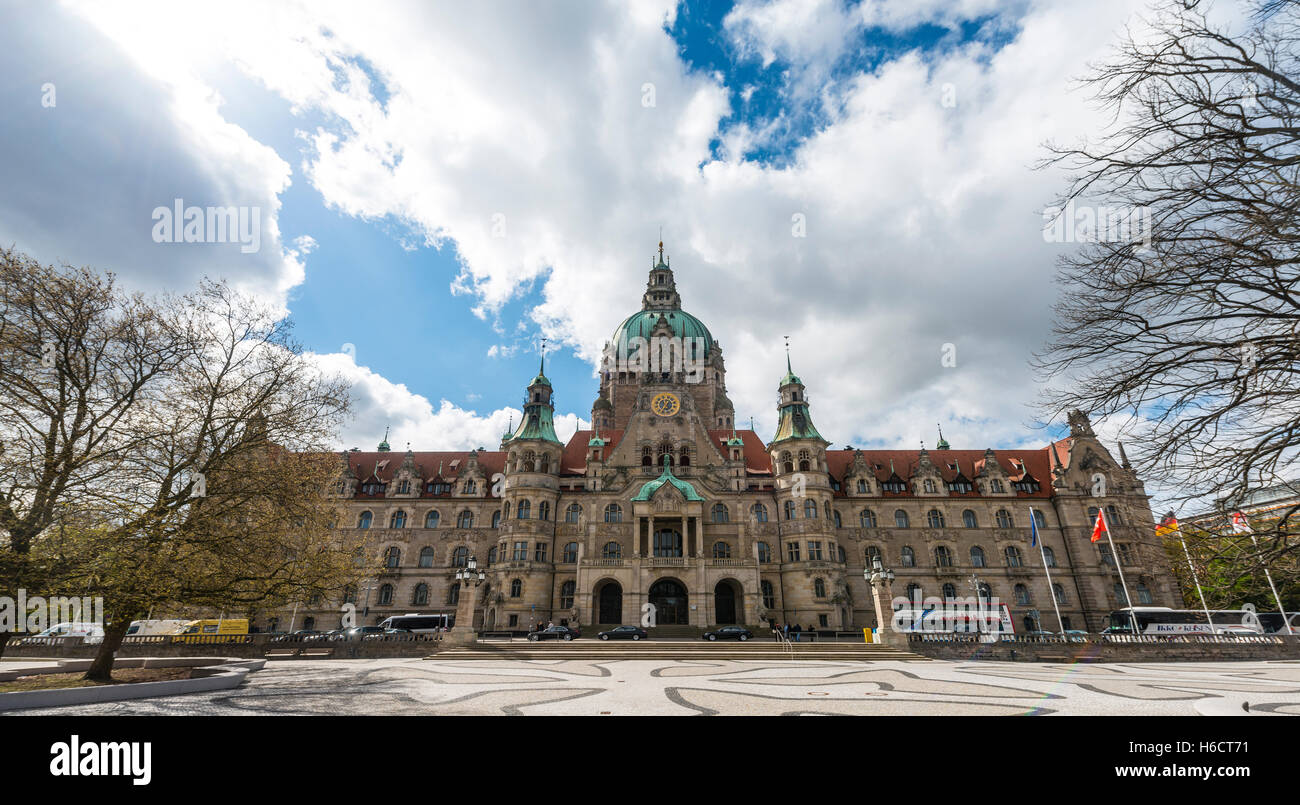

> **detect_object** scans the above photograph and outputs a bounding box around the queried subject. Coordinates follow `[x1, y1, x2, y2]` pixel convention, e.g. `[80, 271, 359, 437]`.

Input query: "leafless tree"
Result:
[1035, 0, 1300, 581]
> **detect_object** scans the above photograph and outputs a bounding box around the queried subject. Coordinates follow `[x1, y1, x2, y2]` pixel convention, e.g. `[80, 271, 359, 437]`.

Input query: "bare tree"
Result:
[1035, 0, 1300, 584]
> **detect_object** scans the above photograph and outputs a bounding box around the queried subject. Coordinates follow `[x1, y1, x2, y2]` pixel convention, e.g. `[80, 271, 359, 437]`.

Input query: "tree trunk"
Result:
[83, 618, 132, 682]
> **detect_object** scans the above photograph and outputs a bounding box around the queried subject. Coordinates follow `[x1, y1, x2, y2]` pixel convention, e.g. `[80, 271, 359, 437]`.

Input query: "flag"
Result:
[1028, 507, 1040, 547]
[1230, 511, 1253, 534]
[1090, 509, 1107, 543]
[1155, 513, 1180, 538]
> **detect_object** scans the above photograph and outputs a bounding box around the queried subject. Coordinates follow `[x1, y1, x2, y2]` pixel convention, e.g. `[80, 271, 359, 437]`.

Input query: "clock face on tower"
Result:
[650, 392, 680, 417]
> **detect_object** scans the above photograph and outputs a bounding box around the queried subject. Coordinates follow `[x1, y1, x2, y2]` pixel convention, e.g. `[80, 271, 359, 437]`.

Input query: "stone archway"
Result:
[595, 579, 624, 625]
[714, 578, 742, 625]
[648, 578, 689, 625]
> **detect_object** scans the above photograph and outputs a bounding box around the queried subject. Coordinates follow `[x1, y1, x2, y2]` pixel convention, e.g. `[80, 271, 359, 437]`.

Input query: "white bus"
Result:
[377, 613, 451, 633]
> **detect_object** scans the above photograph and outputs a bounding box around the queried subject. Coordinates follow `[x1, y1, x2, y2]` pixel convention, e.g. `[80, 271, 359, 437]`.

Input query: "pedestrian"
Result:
[782, 622, 790, 642]
[791, 623, 801, 642]
[772, 622, 781, 641]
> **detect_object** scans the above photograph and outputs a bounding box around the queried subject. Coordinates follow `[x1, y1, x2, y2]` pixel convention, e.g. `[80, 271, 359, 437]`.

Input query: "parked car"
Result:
[703, 626, 752, 641]
[527, 625, 581, 641]
[597, 625, 647, 641]
[346, 626, 387, 639]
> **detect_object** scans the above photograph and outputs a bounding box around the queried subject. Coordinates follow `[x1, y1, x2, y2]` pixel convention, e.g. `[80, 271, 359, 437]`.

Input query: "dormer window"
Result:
[396, 479, 410, 494]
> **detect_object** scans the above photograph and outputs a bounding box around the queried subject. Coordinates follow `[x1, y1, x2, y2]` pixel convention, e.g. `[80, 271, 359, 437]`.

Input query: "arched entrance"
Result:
[597, 580, 623, 625]
[714, 579, 741, 625]
[648, 578, 689, 625]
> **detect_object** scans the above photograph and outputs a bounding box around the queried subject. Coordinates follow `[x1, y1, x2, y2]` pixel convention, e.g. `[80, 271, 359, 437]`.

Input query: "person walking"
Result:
[791, 623, 801, 642]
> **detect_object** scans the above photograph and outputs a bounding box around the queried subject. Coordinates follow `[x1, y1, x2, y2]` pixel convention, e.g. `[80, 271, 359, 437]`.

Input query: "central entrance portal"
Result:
[648, 578, 689, 625]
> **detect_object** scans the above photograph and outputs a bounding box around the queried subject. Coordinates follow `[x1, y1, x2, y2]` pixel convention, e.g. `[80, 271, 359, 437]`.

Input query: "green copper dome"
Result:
[611, 309, 714, 358]
[632, 455, 705, 502]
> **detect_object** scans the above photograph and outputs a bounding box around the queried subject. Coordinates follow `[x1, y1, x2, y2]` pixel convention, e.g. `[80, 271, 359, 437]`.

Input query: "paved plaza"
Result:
[6, 656, 1300, 715]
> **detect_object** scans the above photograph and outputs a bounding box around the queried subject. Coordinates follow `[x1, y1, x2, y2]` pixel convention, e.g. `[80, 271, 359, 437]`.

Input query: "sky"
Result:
[1, 0, 1236, 461]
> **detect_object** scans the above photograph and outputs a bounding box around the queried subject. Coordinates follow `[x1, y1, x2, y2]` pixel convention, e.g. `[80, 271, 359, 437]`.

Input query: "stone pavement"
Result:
[6, 657, 1300, 715]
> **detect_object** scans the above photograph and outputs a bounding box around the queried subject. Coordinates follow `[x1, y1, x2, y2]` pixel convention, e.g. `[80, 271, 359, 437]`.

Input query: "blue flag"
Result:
[1029, 507, 1039, 547]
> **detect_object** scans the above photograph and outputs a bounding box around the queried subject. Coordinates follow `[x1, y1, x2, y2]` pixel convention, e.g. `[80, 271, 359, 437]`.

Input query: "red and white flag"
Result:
[1230, 511, 1254, 534]
[1090, 510, 1107, 543]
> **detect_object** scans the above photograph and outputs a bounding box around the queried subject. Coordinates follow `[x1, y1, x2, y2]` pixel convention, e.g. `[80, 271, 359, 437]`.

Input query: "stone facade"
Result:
[270, 244, 1183, 635]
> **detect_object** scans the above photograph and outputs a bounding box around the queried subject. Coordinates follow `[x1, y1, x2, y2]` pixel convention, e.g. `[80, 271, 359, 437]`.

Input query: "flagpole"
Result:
[1238, 512, 1295, 635]
[1029, 506, 1066, 634]
[1101, 508, 1138, 634]
[1170, 518, 1215, 633]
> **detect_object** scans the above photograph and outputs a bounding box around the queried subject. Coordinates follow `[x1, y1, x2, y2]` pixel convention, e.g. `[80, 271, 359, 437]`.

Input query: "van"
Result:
[24, 622, 104, 644]
[126, 619, 190, 636]
[172, 618, 250, 643]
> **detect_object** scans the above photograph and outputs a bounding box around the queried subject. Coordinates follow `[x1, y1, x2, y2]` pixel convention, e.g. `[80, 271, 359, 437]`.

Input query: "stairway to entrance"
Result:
[429, 639, 929, 662]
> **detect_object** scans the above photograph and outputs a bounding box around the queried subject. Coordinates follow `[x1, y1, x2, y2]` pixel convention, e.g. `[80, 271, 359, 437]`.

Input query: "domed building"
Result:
[278, 243, 1181, 637]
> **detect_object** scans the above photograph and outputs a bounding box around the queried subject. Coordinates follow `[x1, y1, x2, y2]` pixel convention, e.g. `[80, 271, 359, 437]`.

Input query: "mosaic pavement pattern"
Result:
[6, 657, 1300, 716]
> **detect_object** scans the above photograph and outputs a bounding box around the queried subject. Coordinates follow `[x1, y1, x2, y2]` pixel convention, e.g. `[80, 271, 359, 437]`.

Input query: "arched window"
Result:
[996, 509, 1013, 529]
[761, 580, 775, 609]
[798, 449, 811, 472]
[866, 545, 882, 566]
[780, 451, 793, 474]
[923, 478, 937, 493]
[927, 509, 945, 528]
[413, 583, 429, 606]
[358, 511, 373, 530]
[1033, 509, 1046, 528]
[562, 542, 578, 563]
[1114, 583, 1128, 605]
[1053, 583, 1068, 604]
[540, 454, 550, 474]
[900, 546, 915, 567]
[383, 547, 401, 568]
[832, 509, 842, 528]
[604, 503, 622, 523]
[522, 451, 536, 472]
[750, 503, 769, 522]
[642, 447, 652, 467]
[711, 503, 730, 523]
[491, 510, 501, 529]
[448, 583, 460, 606]
[962, 509, 977, 528]
[1088, 506, 1100, 523]
[487, 546, 497, 564]
[389, 510, 406, 529]
[934, 546, 954, 567]
[970, 546, 986, 567]
[378, 584, 394, 605]
[825, 501, 833, 520]
[757, 541, 772, 563]
[804, 499, 818, 519]
[510, 578, 522, 598]
[1004, 546, 1023, 567]
[894, 509, 910, 528]
[457, 510, 473, 528]
[837, 545, 846, 563]
[1014, 584, 1030, 605]
[1106, 505, 1122, 525]
[942, 583, 957, 600]
[517, 499, 531, 519]
[905, 582, 922, 600]
[602, 541, 622, 559]
[814, 578, 826, 598]
[424, 510, 440, 528]
[1136, 580, 1153, 604]
[860, 509, 877, 528]
[538, 501, 551, 521]
[565, 503, 582, 523]
[784, 500, 796, 520]
[679, 446, 690, 467]
[452, 546, 469, 567]
[1043, 546, 1056, 567]
[856, 479, 868, 493]
[418, 547, 435, 568]
[712, 541, 731, 559]
[560, 581, 575, 609]
[977, 582, 992, 600]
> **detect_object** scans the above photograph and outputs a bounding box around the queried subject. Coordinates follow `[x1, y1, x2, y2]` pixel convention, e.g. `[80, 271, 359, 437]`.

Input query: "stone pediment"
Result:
[653, 483, 684, 512]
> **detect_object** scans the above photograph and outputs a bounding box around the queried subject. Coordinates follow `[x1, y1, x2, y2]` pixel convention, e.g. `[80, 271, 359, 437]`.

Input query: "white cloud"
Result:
[19, 0, 1172, 460]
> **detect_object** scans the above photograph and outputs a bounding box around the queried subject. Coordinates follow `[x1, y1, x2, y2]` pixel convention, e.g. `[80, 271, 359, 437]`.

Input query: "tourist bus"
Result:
[1104, 607, 1300, 635]
[377, 613, 452, 633]
[892, 600, 1014, 636]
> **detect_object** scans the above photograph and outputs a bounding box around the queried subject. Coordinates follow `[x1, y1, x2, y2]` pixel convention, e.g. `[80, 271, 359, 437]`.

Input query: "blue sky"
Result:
[0, 0, 1170, 457]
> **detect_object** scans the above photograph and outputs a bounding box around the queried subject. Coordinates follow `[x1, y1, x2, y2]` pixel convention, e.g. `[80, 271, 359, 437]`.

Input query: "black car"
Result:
[703, 626, 752, 641]
[597, 625, 648, 641]
[527, 625, 581, 641]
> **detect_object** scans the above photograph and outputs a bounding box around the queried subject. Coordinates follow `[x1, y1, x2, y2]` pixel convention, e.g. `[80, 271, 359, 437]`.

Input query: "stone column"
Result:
[870, 571, 909, 648]
[444, 580, 481, 648]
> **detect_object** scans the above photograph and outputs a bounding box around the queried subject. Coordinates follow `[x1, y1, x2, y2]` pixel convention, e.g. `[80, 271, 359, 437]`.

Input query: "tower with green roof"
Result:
[769, 346, 834, 531]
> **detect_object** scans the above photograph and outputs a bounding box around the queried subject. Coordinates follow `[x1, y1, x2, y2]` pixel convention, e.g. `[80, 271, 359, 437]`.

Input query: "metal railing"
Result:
[907, 632, 1297, 646]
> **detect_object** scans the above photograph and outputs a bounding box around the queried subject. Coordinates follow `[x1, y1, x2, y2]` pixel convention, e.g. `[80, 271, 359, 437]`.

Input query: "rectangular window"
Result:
[534, 543, 547, 562]
[513, 541, 528, 561]
[508, 615, 518, 627]
[786, 542, 801, 562]
[807, 541, 823, 560]
[1116, 543, 1133, 564]
[818, 614, 828, 628]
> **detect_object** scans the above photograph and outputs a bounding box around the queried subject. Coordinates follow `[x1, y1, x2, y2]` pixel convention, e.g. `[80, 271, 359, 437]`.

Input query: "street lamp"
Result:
[446, 556, 486, 647]
[866, 555, 894, 584]
[455, 555, 486, 587]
